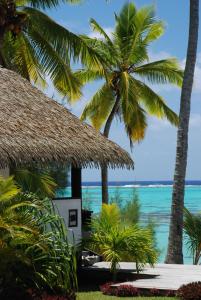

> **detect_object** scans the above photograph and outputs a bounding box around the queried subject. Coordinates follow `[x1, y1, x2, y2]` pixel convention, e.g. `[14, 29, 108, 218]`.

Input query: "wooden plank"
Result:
[92, 262, 201, 291]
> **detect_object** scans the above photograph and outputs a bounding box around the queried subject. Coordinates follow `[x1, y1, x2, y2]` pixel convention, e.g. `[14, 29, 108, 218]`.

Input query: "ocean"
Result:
[59, 180, 201, 264]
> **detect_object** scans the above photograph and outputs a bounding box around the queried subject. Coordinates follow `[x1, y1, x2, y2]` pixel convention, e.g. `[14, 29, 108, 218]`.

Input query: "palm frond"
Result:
[23, 7, 106, 70]
[0, 176, 20, 202]
[125, 5, 158, 64]
[133, 78, 179, 126]
[119, 73, 147, 143]
[20, 0, 81, 10]
[143, 21, 165, 43]
[26, 23, 82, 100]
[81, 83, 115, 130]
[74, 68, 104, 84]
[114, 2, 137, 62]
[90, 18, 119, 62]
[133, 58, 183, 87]
[13, 168, 57, 198]
[3, 32, 46, 87]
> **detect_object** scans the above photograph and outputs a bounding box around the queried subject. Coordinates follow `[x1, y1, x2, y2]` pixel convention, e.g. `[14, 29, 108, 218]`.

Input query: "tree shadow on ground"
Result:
[78, 269, 158, 292]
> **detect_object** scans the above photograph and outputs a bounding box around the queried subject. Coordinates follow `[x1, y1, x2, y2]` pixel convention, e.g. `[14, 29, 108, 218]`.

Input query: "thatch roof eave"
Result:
[0, 67, 134, 169]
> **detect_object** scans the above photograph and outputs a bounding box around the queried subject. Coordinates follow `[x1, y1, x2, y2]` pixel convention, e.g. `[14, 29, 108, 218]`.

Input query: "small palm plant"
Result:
[88, 204, 157, 280]
[77, 2, 184, 203]
[184, 207, 201, 265]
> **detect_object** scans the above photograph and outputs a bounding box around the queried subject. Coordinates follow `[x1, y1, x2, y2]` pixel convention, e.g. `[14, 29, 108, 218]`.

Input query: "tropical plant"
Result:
[0, 176, 77, 297]
[13, 167, 57, 197]
[183, 208, 201, 265]
[165, 0, 199, 264]
[109, 188, 123, 209]
[77, 2, 183, 203]
[120, 189, 141, 225]
[88, 204, 157, 280]
[0, 0, 104, 99]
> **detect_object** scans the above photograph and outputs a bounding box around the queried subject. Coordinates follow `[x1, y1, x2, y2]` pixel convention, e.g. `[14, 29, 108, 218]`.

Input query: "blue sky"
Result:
[47, 0, 201, 182]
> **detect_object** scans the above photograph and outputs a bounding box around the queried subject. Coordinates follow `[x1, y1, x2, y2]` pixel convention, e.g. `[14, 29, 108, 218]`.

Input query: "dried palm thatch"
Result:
[0, 67, 134, 169]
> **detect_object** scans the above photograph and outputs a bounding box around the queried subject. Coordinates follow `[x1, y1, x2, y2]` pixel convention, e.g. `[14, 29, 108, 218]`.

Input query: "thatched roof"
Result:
[0, 67, 134, 169]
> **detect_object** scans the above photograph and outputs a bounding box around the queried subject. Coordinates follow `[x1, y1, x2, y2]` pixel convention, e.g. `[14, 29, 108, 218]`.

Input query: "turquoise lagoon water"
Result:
[58, 181, 201, 264]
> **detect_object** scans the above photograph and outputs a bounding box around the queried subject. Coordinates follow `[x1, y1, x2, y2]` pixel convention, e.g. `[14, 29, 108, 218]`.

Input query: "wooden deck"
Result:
[92, 262, 201, 290]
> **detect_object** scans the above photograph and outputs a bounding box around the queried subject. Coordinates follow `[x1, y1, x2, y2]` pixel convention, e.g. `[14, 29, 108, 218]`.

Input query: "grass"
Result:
[77, 292, 176, 300]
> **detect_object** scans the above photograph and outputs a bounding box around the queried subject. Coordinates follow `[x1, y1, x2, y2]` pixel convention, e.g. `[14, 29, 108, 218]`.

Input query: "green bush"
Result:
[88, 204, 157, 280]
[0, 176, 77, 297]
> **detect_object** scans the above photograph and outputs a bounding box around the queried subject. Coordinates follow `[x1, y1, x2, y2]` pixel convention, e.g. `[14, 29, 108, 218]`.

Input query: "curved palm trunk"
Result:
[165, 0, 199, 264]
[101, 93, 121, 204]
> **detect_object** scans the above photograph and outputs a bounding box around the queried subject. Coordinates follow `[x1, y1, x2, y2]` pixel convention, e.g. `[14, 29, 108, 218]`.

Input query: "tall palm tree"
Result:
[0, 0, 104, 99]
[165, 0, 199, 264]
[77, 3, 183, 203]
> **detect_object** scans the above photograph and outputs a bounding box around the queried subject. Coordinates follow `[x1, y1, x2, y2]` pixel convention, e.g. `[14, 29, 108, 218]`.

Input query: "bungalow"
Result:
[0, 67, 134, 242]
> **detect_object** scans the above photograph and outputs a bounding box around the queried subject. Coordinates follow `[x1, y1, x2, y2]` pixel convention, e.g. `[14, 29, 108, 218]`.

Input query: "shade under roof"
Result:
[0, 67, 134, 169]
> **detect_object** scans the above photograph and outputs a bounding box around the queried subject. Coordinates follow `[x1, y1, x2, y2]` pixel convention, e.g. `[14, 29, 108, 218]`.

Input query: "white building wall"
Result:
[53, 198, 82, 245]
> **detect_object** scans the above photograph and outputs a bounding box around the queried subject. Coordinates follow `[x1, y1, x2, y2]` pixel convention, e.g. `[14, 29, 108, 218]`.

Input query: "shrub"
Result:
[0, 176, 77, 297]
[149, 288, 161, 296]
[165, 289, 176, 297]
[115, 285, 139, 297]
[100, 282, 116, 296]
[177, 282, 201, 300]
[0, 286, 33, 300]
[88, 204, 158, 280]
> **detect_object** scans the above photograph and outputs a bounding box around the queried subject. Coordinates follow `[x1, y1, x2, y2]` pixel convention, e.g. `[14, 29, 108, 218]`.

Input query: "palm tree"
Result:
[0, 0, 104, 99]
[77, 2, 183, 203]
[165, 0, 199, 264]
[89, 204, 157, 280]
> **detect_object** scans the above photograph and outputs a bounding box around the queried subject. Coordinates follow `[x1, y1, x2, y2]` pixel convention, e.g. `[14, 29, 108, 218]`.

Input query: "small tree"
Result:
[88, 204, 157, 280]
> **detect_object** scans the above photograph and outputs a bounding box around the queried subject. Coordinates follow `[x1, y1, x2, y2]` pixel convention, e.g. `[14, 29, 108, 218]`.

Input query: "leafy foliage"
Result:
[78, 2, 183, 144]
[177, 282, 201, 300]
[13, 168, 57, 197]
[0, 0, 105, 100]
[120, 189, 141, 225]
[183, 207, 201, 265]
[0, 176, 77, 296]
[88, 204, 157, 280]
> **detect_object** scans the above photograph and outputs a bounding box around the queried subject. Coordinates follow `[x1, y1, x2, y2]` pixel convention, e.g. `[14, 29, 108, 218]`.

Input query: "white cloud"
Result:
[148, 113, 201, 132]
[149, 50, 172, 62]
[88, 27, 113, 39]
[149, 117, 173, 131]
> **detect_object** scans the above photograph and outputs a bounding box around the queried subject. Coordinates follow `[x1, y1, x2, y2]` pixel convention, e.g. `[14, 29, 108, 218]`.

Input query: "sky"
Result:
[46, 0, 201, 182]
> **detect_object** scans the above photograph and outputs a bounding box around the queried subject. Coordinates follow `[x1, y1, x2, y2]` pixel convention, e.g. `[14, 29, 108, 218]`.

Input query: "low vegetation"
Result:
[77, 292, 176, 300]
[87, 203, 157, 280]
[0, 176, 77, 299]
[183, 208, 201, 264]
[177, 282, 201, 300]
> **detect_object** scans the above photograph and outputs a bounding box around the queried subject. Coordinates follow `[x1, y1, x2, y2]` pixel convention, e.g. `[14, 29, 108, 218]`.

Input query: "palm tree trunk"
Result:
[165, 0, 199, 264]
[101, 93, 121, 204]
